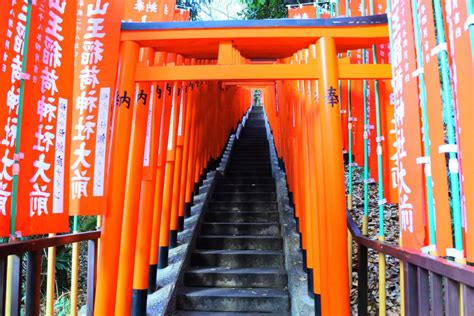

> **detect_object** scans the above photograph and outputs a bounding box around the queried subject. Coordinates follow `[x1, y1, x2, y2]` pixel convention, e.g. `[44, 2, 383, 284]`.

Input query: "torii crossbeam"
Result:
[121, 15, 392, 82]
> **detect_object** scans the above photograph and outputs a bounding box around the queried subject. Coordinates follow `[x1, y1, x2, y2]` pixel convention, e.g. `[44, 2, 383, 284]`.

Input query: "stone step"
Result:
[208, 201, 278, 212]
[227, 171, 273, 178]
[184, 267, 287, 288]
[176, 287, 290, 313]
[228, 163, 271, 170]
[200, 222, 280, 236]
[232, 148, 269, 153]
[227, 167, 272, 174]
[228, 161, 271, 167]
[213, 184, 275, 193]
[190, 250, 284, 269]
[196, 235, 283, 250]
[204, 211, 279, 223]
[228, 158, 271, 163]
[211, 192, 276, 202]
[216, 178, 274, 185]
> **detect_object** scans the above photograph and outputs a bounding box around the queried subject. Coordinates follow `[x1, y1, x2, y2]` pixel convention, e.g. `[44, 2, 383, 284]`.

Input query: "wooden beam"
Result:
[222, 81, 276, 86]
[339, 64, 392, 80]
[217, 40, 234, 64]
[134, 63, 392, 81]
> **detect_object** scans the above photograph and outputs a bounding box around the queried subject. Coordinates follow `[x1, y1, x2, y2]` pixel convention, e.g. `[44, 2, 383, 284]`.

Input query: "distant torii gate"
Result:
[94, 15, 392, 315]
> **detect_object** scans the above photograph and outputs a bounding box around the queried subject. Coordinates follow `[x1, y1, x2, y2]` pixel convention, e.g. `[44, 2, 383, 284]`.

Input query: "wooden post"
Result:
[315, 37, 350, 315]
[94, 40, 140, 315]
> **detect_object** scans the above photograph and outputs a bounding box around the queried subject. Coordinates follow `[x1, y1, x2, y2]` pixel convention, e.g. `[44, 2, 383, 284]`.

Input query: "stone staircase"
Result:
[174, 107, 290, 315]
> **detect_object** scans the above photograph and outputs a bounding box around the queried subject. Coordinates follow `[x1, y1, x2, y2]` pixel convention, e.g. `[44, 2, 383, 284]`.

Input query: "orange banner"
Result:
[124, 0, 176, 22]
[14, 0, 76, 236]
[417, 0, 453, 256]
[349, 49, 364, 166]
[443, 0, 474, 262]
[69, 0, 123, 216]
[174, 7, 190, 21]
[0, 0, 24, 237]
[391, 0, 425, 250]
[373, 0, 398, 204]
[288, 5, 316, 19]
[160, 0, 177, 21]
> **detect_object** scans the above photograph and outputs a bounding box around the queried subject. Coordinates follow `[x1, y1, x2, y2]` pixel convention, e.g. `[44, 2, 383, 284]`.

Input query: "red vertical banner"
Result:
[124, 0, 177, 22]
[174, 7, 190, 21]
[288, 5, 316, 19]
[417, 0, 453, 256]
[366, 50, 378, 183]
[373, 0, 398, 203]
[349, 49, 364, 166]
[444, 0, 474, 262]
[69, 0, 123, 216]
[160, 0, 177, 21]
[0, 0, 26, 237]
[390, 0, 425, 250]
[340, 74, 349, 152]
[15, 0, 76, 236]
[382, 81, 399, 204]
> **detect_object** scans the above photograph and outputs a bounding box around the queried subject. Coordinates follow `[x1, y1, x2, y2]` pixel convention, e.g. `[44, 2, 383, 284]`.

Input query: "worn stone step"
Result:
[176, 287, 289, 313]
[196, 235, 283, 250]
[208, 201, 278, 212]
[229, 158, 271, 164]
[227, 168, 272, 174]
[190, 250, 284, 269]
[213, 184, 275, 193]
[211, 192, 276, 202]
[238, 133, 267, 137]
[184, 267, 287, 288]
[228, 161, 271, 167]
[216, 178, 274, 185]
[227, 171, 273, 178]
[232, 148, 269, 153]
[204, 211, 279, 223]
[201, 222, 280, 236]
[228, 163, 271, 170]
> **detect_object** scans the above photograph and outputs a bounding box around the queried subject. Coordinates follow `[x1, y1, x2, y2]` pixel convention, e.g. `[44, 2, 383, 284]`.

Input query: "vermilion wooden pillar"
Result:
[315, 37, 350, 315]
[94, 40, 140, 315]
[115, 47, 155, 314]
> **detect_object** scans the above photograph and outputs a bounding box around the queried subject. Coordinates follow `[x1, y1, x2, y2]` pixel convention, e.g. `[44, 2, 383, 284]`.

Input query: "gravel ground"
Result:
[346, 165, 401, 315]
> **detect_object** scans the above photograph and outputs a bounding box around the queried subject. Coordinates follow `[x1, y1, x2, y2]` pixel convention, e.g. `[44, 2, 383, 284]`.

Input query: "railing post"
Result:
[404, 262, 419, 315]
[87, 239, 98, 316]
[462, 284, 474, 315]
[444, 278, 460, 316]
[357, 243, 368, 316]
[10, 255, 22, 316]
[25, 251, 42, 316]
[0, 257, 6, 316]
[416, 267, 429, 314]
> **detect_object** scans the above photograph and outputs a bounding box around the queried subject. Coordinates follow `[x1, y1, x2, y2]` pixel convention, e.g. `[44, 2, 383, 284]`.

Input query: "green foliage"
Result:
[238, 0, 288, 20]
[54, 293, 71, 316]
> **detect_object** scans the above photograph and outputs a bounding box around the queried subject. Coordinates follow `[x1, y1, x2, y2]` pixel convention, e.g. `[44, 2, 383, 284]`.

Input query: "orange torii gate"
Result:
[93, 16, 392, 315]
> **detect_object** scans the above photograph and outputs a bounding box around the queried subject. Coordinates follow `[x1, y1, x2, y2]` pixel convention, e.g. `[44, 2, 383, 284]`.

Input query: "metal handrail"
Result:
[0, 231, 101, 258]
[0, 231, 101, 316]
[348, 212, 474, 315]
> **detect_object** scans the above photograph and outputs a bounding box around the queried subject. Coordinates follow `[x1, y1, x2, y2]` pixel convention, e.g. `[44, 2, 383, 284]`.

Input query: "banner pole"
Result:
[70, 216, 79, 316]
[9, 0, 33, 238]
[432, 0, 465, 263]
[359, 0, 370, 237]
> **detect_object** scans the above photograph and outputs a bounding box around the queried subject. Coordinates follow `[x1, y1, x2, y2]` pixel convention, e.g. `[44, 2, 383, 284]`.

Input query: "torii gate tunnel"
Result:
[0, 1, 473, 316]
